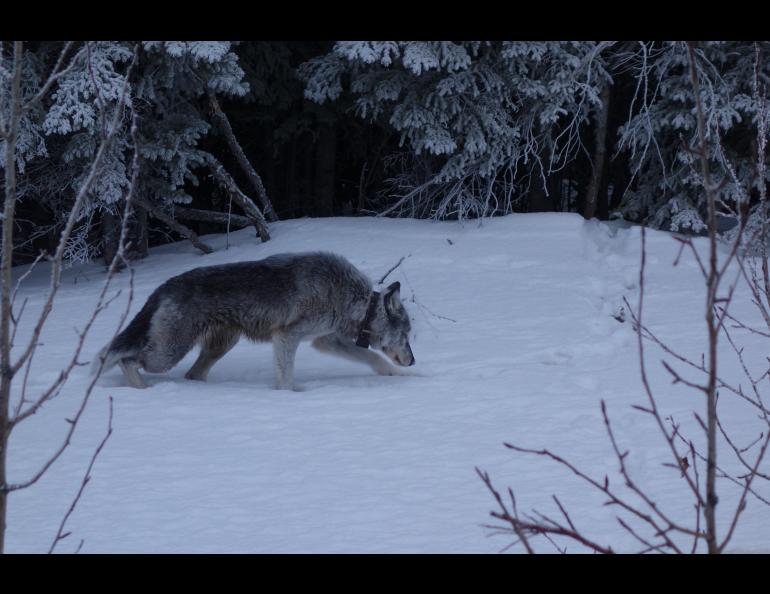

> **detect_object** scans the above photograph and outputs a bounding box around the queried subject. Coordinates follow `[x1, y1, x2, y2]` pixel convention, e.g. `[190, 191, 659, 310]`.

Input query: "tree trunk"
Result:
[608, 158, 628, 214]
[301, 138, 314, 215]
[128, 205, 149, 260]
[134, 198, 213, 254]
[174, 206, 252, 229]
[101, 209, 120, 267]
[286, 137, 299, 217]
[207, 89, 278, 222]
[207, 156, 271, 241]
[0, 410, 7, 555]
[103, 201, 147, 265]
[0, 41, 25, 555]
[584, 83, 611, 220]
[687, 40, 719, 554]
[262, 128, 276, 215]
[314, 123, 337, 216]
[528, 177, 555, 213]
[595, 163, 611, 220]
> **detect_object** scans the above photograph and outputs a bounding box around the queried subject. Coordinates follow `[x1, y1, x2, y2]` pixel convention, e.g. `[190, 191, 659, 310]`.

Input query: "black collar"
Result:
[355, 291, 380, 348]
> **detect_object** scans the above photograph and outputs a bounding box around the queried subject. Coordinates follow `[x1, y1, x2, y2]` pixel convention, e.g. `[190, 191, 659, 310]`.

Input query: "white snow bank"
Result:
[5, 214, 769, 552]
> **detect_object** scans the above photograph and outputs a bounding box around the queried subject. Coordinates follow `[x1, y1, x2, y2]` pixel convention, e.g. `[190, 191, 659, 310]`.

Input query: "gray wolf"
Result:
[92, 252, 415, 390]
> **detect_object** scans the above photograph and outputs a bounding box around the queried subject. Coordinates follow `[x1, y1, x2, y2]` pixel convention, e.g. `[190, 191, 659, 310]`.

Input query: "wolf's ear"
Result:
[383, 281, 402, 315]
[385, 281, 400, 295]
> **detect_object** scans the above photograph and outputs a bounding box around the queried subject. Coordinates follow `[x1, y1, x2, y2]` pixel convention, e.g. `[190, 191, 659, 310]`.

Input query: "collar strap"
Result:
[356, 291, 380, 348]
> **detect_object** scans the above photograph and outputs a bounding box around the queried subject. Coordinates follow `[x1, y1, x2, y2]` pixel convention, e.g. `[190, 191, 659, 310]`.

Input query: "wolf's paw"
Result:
[273, 382, 307, 392]
[184, 371, 207, 382]
[374, 364, 413, 377]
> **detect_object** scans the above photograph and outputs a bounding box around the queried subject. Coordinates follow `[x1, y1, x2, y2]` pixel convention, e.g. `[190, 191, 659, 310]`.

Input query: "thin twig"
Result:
[48, 396, 114, 554]
[378, 255, 408, 286]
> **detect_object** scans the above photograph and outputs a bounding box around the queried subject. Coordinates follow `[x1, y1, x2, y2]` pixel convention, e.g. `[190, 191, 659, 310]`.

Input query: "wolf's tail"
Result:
[90, 291, 161, 377]
[90, 341, 133, 376]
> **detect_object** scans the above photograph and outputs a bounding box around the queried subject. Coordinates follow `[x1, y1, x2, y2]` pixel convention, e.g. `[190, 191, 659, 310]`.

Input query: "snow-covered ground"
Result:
[5, 213, 770, 553]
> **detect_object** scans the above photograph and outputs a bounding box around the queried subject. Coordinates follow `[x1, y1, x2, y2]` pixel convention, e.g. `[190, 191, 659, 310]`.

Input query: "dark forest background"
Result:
[2, 41, 769, 265]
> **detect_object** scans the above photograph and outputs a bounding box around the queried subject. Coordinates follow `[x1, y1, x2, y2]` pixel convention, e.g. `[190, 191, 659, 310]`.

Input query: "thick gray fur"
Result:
[92, 252, 415, 390]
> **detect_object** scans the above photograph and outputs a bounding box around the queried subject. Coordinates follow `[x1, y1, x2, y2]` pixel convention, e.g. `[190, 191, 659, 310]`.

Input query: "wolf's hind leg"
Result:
[312, 334, 404, 376]
[119, 358, 148, 389]
[272, 331, 302, 390]
[185, 326, 241, 381]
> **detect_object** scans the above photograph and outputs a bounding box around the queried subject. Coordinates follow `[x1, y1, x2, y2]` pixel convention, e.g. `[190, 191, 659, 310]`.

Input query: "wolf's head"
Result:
[369, 281, 415, 367]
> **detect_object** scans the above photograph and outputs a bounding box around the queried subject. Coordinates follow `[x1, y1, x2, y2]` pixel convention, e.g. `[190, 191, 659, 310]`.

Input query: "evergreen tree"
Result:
[614, 41, 770, 235]
[2, 41, 263, 264]
[299, 41, 612, 219]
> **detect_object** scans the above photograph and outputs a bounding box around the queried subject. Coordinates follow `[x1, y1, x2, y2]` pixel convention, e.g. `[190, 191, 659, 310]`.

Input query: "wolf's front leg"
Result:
[312, 334, 407, 376]
[272, 331, 302, 390]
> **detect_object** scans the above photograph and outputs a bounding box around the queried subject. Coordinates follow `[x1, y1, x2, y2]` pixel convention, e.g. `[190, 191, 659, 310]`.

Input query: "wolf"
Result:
[92, 252, 415, 390]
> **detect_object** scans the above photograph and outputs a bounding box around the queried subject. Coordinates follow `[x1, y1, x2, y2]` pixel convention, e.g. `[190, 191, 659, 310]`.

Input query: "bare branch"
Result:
[378, 255, 408, 286]
[173, 206, 252, 230]
[9, 46, 139, 378]
[205, 155, 271, 242]
[718, 429, 770, 552]
[48, 396, 114, 554]
[476, 467, 535, 554]
[207, 88, 278, 222]
[134, 196, 214, 255]
[6, 57, 141, 507]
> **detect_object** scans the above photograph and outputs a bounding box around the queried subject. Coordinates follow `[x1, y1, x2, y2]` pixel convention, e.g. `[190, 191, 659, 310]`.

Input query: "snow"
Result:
[5, 213, 770, 553]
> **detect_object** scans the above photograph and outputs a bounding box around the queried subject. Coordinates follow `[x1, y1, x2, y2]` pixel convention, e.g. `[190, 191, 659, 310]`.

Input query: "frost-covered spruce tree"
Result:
[40, 41, 137, 263]
[3, 41, 257, 264]
[0, 42, 96, 261]
[0, 44, 50, 173]
[46, 41, 252, 262]
[133, 41, 248, 209]
[615, 41, 770, 234]
[299, 41, 612, 220]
